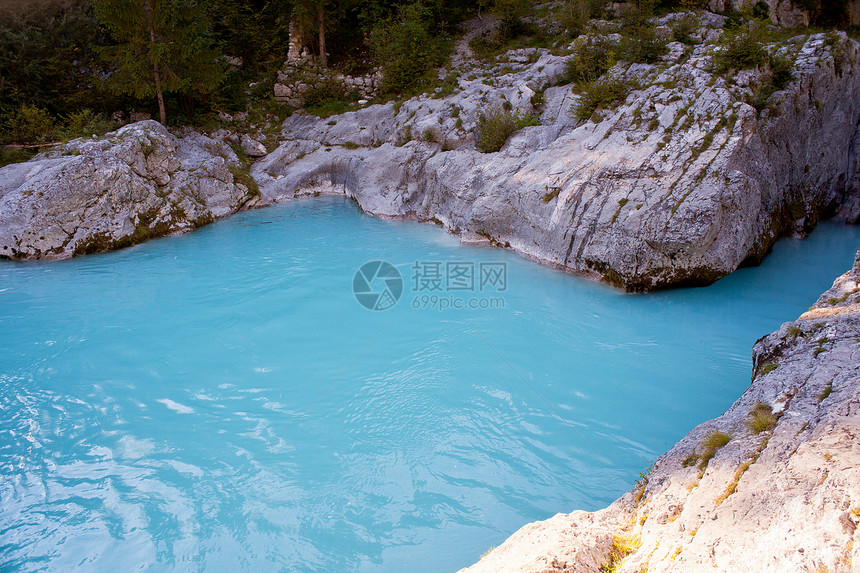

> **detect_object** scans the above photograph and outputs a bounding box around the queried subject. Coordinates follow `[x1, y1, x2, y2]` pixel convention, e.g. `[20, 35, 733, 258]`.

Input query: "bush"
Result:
[711, 21, 769, 73]
[555, 0, 606, 38]
[7, 104, 55, 144]
[302, 77, 358, 118]
[371, 2, 452, 95]
[620, 26, 669, 64]
[494, 0, 530, 40]
[571, 76, 634, 122]
[475, 104, 539, 153]
[672, 14, 699, 45]
[563, 35, 618, 86]
[61, 109, 115, 140]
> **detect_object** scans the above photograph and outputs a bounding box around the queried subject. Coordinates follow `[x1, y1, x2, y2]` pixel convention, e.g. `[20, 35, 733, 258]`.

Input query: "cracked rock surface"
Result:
[0, 121, 255, 259]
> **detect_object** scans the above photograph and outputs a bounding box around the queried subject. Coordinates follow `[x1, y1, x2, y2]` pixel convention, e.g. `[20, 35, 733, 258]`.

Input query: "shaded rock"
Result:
[241, 134, 267, 157]
[0, 121, 255, 259]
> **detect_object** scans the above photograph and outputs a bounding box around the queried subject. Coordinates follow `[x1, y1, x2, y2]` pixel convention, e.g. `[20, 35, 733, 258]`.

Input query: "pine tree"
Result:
[93, 0, 223, 124]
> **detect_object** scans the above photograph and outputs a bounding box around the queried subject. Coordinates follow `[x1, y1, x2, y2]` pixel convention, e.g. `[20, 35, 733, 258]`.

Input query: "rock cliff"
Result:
[0, 121, 256, 259]
[253, 23, 860, 290]
[1, 18, 859, 293]
[459, 250, 860, 572]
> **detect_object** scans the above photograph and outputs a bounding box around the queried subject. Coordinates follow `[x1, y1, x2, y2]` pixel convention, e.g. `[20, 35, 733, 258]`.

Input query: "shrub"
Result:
[422, 127, 441, 143]
[371, 2, 452, 95]
[620, 25, 669, 64]
[672, 14, 699, 45]
[554, 0, 605, 37]
[711, 21, 768, 73]
[302, 78, 357, 118]
[475, 105, 539, 153]
[563, 35, 617, 86]
[7, 104, 55, 144]
[746, 402, 777, 433]
[769, 54, 795, 90]
[571, 76, 634, 122]
[61, 109, 115, 140]
[494, 0, 530, 40]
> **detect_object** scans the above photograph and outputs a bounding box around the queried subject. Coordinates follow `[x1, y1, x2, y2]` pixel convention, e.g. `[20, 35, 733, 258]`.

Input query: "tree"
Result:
[93, 0, 223, 124]
[291, 0, 332, 67]
[370, 2, 451, 94]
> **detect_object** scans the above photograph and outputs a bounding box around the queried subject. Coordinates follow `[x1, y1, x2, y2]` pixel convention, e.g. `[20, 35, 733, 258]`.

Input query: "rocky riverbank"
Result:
[252, 18, 860, 291]
[0, 121, 256, 259]
[1, 15, 859, 291]
[459, 249, 860, 572]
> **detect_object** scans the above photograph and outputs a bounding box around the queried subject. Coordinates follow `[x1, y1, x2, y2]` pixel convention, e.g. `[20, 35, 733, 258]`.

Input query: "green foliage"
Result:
[681, 452, 699, 467]
[7, 104, 55, 144]
[371, 2, 452, 95]
[818, 381, 833, 402]
[302, 77, 358, 118]
[563, 35, 617, 86]
[711, 20, 769, 74]
[61, 109, 115, 140]
[554, 0, 605, 37]
[759, 362, 779, 376]
[0, 3, 115, 119]
[493, 0, 530, 39]
[475, 104, 539, 153]
[571, 76, 634, 122]
[0, 147, 37, 167]
[672, 14, 699, 45]
[746, 402, 777, 433]
[749, 53, 796, 113]
[619, 25, 669, 64]
[93, 0, 225, 123]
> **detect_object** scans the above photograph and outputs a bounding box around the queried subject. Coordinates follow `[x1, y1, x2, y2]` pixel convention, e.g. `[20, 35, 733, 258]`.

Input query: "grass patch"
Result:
[759, 362, 778, 376]
[714, 458, 755, 505]
[746, 402, 777, 434]
[228, 165, 260, 198]
[818, 381, 833, 402]
[599, 534, 641, 573]
[697, 430, 732, 477]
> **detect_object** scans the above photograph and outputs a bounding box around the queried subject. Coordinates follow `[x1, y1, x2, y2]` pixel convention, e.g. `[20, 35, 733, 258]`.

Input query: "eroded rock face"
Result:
[460, 251, 860, 573]
[0, 121, 255, 259]
[254, 29, 860, 291]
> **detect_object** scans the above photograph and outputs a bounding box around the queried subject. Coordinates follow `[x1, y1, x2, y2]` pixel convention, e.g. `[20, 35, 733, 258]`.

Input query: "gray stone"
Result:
[241, 134, 267, 157]
[0, 121, 255, 259]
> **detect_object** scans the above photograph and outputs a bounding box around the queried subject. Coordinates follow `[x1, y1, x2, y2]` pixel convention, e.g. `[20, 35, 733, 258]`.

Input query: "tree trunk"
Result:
[317, 4, 326, 68]
[142, 0, 167, 125]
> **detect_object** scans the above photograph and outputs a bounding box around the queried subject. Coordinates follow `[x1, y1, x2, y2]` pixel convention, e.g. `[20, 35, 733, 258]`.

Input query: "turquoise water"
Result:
[1, 197, 858, 572]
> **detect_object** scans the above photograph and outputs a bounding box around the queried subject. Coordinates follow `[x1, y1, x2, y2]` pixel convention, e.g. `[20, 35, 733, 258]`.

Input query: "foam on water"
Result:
[1, 197, 858, 571]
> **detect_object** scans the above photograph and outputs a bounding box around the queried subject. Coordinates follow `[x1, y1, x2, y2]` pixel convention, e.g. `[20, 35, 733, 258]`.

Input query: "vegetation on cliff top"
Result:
[0, 0, 858, 162]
